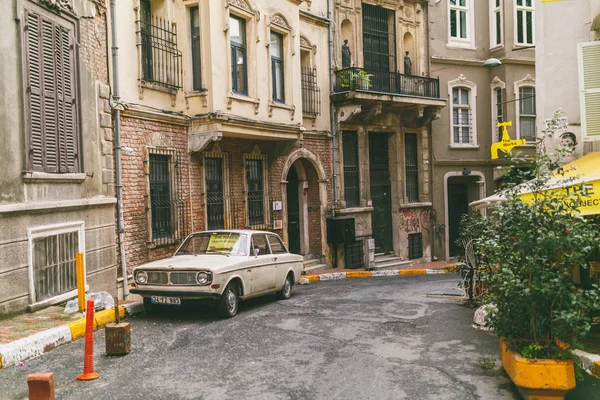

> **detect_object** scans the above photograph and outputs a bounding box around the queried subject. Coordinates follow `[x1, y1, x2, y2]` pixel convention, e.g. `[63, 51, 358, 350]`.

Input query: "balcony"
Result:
[333, 68, 441, 99]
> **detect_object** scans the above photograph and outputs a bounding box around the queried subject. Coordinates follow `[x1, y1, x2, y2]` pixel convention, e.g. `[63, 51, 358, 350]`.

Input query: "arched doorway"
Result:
[286, 166, 301, 254]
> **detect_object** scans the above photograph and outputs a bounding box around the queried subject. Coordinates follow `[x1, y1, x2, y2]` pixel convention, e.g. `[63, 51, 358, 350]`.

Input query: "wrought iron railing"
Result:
[301, 67, 321, 117]
[345, 240, 364, 269]
[334, 68, 440, 99]
[137, 16, 183, 90]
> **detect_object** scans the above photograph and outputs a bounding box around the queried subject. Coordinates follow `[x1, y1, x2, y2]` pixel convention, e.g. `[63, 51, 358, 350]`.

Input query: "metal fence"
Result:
[301, 67, 321, 117]
[334, 67, 440, 99]
[32, 231, 78, 302]
[137, 16, 183, 90]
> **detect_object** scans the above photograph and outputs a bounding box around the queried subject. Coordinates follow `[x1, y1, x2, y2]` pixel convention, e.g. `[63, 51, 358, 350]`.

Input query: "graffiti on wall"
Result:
[398, 208, 437, 233]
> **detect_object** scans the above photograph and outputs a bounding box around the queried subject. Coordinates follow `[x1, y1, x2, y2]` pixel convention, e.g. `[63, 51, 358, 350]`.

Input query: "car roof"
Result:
[189, 230, 278, 236]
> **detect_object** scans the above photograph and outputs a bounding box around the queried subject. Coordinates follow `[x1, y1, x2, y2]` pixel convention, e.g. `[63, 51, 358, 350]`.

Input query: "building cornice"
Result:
[299, 10, 330, 27]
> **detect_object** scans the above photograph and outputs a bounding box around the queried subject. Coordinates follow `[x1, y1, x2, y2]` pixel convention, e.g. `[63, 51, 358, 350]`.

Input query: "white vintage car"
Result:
[130, 230, 304, 317]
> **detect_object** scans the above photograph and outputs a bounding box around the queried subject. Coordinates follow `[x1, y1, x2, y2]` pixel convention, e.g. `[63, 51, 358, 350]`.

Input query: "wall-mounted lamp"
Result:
[462, 167, 472, 176]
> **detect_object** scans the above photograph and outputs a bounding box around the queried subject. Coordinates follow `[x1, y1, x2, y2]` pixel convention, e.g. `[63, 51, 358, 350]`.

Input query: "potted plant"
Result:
[473, 149, 600, 399]
[336, 66, 372, 91]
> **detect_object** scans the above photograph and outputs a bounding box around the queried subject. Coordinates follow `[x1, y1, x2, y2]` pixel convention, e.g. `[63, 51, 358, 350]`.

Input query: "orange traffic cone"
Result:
[77, 299, 100, 381]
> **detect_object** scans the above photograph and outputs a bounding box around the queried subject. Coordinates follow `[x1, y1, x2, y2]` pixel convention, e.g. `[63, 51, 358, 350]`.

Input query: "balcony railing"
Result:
[334, 68, 440, 99]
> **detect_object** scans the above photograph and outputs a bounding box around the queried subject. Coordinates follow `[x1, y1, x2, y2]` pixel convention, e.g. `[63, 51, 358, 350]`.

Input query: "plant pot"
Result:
[500, 338, 576, 400]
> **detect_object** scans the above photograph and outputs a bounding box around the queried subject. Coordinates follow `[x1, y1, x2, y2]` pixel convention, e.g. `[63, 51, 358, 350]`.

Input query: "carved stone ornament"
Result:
[457, 74, 467, 82]
[337, 104, 362, 123]
[229, 0, 252, 13]
[519, 74, 536, 84]
[189, 131, 223, 153]
[492, 76, 503, 84]
[404, 5, 413, 19]
[39, 0, 75, 14]
[148, 132, 174, 148]
[271, 13, 290, 30]
[300, 36, 311, 49]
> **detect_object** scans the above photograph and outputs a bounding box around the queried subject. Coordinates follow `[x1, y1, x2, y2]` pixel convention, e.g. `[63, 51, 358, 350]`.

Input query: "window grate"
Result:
[205, 157, 224, 230]
[301, 67, 321, 117]
[147, 149, 188, 246]
[405, 133, 419, 203]
[246, 159, 265, 226]
[345, 240, 364, 269]
[362, 3, 396, 75]
[343, 131, 360, 208]
[32, 231, 78, 302]
[408, 233, 423, 260]
[137, 1, 183, 90]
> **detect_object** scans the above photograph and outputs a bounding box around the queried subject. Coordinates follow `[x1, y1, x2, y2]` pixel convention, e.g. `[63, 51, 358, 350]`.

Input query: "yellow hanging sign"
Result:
[491, 121, 527, 160]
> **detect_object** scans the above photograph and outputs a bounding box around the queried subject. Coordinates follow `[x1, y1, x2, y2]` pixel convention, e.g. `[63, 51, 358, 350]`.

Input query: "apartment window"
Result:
[452, 87, 472, 144]
[301, 66, 321, 117]
[343, 131, 360, 208]
[270, 31, 285, 103]
[516, 0, 534, 45]
[408, 233, 423, 260]
[190, 6, 201, 91]
[23, 8, 80, 173]
[147, 150, 188, 245]
[449, 0, 469, 40]
[30, 223, 83, 303]
[138, 0, 183, 89]
[494, 88, 503, 141]
[230, 15, 248, 95]
[518, 86, 536, 141]
[205, 157, 224, 230]
[405, 133, 419, 203]
[246, 159, 264, 226]
[491, 0, 502, 47]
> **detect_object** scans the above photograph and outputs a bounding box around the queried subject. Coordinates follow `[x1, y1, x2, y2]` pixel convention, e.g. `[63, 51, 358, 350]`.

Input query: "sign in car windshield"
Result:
[206, 233, 241, 254]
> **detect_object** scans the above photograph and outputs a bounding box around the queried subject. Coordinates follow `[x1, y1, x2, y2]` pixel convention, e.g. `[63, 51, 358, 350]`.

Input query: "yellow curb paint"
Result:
[593, 361, 600, 378]
[0, 354, 3, 369]
[400, 269, 426, 275]
[306, 275, 320, 282]
[346, 271, 373, 278]
[443, 264, 458, 273]
[67, 306, 125, 341]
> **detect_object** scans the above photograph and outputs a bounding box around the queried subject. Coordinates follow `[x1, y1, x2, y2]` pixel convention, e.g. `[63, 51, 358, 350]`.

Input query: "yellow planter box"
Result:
[500, 338, 576, 400]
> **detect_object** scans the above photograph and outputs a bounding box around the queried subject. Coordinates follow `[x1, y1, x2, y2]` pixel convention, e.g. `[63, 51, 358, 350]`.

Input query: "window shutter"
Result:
[24, 10, 44, 171]
[41, 17, 59, 173]
[56, 26, 78, 172]
[579, 41, 600, 140]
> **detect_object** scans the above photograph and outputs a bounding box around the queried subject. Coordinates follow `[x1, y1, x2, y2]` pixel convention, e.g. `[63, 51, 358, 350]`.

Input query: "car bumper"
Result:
[130, 288, 221, 300]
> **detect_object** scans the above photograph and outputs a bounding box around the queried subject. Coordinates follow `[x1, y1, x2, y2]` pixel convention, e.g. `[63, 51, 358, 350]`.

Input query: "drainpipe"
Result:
[328, 0, 337, 207]
[110, 0, 129, 299]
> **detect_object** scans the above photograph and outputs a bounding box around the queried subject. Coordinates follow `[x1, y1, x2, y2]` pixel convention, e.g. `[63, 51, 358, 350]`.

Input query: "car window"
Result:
[267, 235, 287, 254]
[251, 234, 271, 255]
[176, 232, 248, 256]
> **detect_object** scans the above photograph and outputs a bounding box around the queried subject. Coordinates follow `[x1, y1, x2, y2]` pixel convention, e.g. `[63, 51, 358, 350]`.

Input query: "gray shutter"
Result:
[579, 41, 600, 140]
[56, 25, 78, 172]
[41, 17, 59, 172]
[24, 10, 44, 171]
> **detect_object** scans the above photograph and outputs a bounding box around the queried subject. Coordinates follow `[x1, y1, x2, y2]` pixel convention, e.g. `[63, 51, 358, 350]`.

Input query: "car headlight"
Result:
[196, 271, 211, 285]
[136, 271, 148, 284]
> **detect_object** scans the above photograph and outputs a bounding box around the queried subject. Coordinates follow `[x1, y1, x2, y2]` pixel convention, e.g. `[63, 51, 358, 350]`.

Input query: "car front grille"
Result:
[147, 271, 168, 285]
[169, 272, 197, 285]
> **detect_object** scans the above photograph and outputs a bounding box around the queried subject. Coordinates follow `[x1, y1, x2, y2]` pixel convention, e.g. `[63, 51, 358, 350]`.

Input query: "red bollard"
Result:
[77, 299, 100, 381]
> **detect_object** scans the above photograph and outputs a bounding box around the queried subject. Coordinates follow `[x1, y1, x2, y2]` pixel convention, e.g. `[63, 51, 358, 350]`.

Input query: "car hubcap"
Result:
[227, 290, 236, 312]
[284, 279, 291, 295]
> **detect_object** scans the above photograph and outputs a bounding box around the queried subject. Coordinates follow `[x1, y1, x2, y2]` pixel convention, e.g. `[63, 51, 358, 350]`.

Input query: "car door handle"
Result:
[272, 257, 277, 262]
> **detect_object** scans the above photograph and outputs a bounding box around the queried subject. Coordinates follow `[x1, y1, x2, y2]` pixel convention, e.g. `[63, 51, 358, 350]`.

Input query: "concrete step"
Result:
[303, 263, 327, 272]
[374, 254, 402, 265]
[303, 258, 321, 268]
[371, 259, 412, 271]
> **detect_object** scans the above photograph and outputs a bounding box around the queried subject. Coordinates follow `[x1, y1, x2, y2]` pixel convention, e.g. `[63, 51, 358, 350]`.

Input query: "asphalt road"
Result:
[0, 275, 597, 399]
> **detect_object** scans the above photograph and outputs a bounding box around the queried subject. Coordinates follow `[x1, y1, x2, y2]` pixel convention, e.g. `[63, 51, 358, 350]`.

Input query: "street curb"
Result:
[574, 349, 600, 379]
[299, 266, 455, 285]
[0, 302, 144, 370]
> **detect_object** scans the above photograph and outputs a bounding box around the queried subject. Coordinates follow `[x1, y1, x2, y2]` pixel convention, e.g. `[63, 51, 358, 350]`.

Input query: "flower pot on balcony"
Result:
[500, 338, 576, 400]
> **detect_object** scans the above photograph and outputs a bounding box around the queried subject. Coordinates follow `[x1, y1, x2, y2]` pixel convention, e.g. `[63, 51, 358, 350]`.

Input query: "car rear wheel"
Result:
[219, 282, 239, 318]
[143, 297, 157, 315]
[277, 272, 294, 300]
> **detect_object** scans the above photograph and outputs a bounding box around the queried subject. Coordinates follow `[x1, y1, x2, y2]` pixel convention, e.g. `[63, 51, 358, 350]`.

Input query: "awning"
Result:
[470, 152, 600, 216]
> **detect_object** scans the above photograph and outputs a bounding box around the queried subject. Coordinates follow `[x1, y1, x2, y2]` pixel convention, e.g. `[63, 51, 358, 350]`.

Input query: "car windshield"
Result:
[176, 232, 248, 256]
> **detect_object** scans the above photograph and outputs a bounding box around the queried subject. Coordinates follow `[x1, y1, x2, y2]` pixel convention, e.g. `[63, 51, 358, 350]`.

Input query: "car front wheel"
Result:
[277, 273, 294, 300]
[219, 282, 239, 318]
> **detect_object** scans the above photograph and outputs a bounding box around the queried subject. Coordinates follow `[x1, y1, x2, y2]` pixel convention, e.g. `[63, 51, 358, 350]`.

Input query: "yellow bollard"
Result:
[76, 253, 85, 312]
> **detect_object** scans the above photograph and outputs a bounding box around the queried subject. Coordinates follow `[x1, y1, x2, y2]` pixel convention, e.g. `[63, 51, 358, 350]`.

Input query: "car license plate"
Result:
[151, 295, 181, 306]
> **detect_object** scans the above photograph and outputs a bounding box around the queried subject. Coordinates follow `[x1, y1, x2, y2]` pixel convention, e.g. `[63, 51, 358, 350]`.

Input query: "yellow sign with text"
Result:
[206, 233, 240, 254]
[519, 179, 600, 216]
[491, 121, 527, 160]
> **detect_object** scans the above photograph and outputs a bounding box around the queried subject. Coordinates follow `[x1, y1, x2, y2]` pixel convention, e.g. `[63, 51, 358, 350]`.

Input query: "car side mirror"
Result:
[253, 248, 259, 257]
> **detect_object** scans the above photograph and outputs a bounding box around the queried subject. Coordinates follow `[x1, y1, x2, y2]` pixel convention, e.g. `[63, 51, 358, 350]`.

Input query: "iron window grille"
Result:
[32, 231, 79, 302]
[362, 3, 396, 75]
[345, 240, 364, 269]
[205, 157, 225, 230]
[408, 233, 423, 260]
[230, 15, 248, 95]
[190, 6, 202, 91]
[518, 87, 536, 141]
[301, 67, 321, 117]
[137, 0, 183, 90]
[270, 31, 285, 103]
[246, 158, 265, 226]
[147, 149, 188, 246]
[343, 131, 360, 208]
[495, 87, 503, 141]
[23, 9, 80, 173]
[405, 133, 419, 203]
[452, 87, 472, 144]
